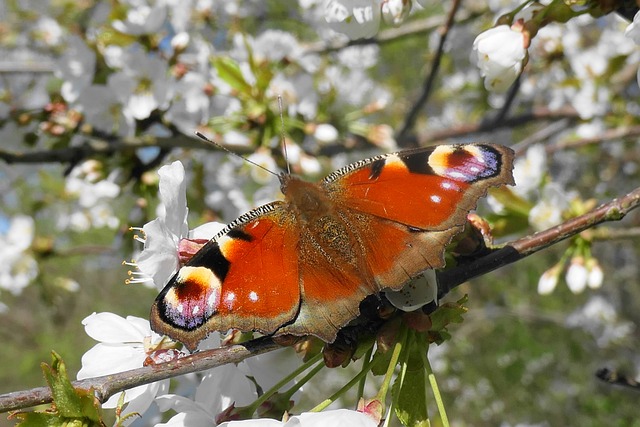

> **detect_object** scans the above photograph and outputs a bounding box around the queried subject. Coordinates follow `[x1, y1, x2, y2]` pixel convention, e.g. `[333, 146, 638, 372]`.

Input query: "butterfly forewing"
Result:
[323, 144, 514, 231]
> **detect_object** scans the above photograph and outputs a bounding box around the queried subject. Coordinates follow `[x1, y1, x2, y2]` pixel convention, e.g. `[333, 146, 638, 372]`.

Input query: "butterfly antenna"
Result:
[277, 95, 291, 175]
[194, 131, 279, 179]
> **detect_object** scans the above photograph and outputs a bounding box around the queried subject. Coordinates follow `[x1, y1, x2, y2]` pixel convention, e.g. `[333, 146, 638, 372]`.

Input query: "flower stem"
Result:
[422, 348, 449, 427]
[376, 324, 409, 404]
[356, 346, 375, 404]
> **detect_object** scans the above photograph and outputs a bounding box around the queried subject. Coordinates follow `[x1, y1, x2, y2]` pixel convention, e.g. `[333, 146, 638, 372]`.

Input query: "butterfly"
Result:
[150, 143, 515, 351]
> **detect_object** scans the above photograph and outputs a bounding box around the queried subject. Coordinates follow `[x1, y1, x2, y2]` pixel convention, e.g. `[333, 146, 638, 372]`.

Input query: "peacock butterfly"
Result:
[150, 143, 515, 351]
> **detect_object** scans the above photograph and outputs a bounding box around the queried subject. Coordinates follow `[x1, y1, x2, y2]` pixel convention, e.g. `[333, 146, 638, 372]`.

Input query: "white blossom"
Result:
[381, 0, 411, 26]
[219, 409, 377, 427]
[386, 270, 438, 311]
[625, 10, 640, 45]
[528, 183, 570, 231]
[565, 257, 588, 294]
[56, 35, 96, 103]
[78, 312, 170, 423]
[473, 25, 527, 92]
[133, 161, 224, 289]
[112, 0, 168, 35]
[537, 267, 559, 295]
[512, 144, 546, 198]
[0, 215, 37, 296]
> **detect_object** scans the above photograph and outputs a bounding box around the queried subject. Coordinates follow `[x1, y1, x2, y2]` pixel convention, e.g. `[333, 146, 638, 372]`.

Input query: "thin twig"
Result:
[397, 0, 462, 144]
[545, 124, 640, 154]
[418, 106, 580, 144]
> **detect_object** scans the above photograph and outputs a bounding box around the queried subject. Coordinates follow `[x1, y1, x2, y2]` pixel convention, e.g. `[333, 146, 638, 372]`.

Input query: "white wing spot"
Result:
[442, 182, 453, 189]
[226, 292, 235, 301]
[177, 303, 184, 313]
[192, 305, 200, 316]
[249, 291, 258, 302]
[430, 195, 441, 203]
[448, 171, 466, 179]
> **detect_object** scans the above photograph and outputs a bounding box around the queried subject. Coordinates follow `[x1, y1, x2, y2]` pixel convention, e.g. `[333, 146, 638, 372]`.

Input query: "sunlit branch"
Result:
[1, 185, 639, 413]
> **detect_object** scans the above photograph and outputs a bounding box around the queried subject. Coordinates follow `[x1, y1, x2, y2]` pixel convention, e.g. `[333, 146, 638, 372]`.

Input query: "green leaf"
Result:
[393, 332, 430, 427]
[42, 351, 102, 421]
[370, 345, 394, 376]
[213, 57, 253, 96]
[10, 351, 105, 427]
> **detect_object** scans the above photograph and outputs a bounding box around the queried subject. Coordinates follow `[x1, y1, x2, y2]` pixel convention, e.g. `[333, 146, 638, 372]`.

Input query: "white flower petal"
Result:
[81, 312, 147, 343]
[287, 409, 377, 427]
[195, 364, 257, 415]
[158, 161, 189, 237]
[189, 222, 226, 240]
[78, 343, 143, 379]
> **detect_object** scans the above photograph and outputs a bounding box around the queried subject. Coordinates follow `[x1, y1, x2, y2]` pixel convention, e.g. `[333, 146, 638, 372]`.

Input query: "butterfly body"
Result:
[151, 144, 515, 351]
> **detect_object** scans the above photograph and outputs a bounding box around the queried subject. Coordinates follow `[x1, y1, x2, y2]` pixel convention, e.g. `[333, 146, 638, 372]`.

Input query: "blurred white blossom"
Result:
[625, 10, 640, 44]
[381, 0, 411, 26]
[325, 0, 382, 39]
[112, 0, 168, 35]
[566, 296, 634, 347]
[0, 215, 37, 296]
[512, 144, 546, 198]
[565, 257, 588, 294]
[528, 183, 570, 231]
[56, 35, 96, 103]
